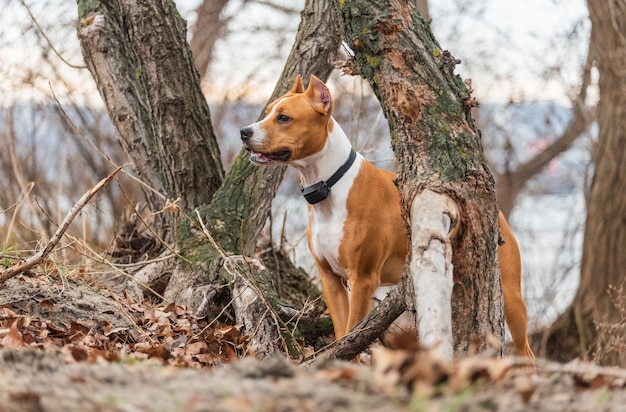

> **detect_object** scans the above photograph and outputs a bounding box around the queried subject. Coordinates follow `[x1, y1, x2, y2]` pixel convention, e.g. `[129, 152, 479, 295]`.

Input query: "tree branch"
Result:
[310, 280, 407, 364]
[0, 165, 125, 284]
[496, 44, 595, 217]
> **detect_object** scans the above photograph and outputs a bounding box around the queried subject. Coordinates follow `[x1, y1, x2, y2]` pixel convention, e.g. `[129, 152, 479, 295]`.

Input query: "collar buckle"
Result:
[300, 181, 330, 204]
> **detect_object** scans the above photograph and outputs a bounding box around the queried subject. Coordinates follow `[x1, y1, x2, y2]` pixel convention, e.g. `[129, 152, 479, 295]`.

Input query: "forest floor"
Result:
[1, 272, 625, 411]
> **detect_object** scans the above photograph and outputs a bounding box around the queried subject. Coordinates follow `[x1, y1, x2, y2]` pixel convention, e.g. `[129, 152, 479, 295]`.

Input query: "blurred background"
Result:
[0, 0, 595, 333]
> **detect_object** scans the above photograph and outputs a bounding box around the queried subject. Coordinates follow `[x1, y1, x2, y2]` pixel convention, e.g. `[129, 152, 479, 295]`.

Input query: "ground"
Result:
[1, 273, 625, 411]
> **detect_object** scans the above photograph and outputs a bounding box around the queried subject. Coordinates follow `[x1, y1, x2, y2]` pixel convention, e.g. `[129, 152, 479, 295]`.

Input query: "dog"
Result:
[240, 75, 534, 359]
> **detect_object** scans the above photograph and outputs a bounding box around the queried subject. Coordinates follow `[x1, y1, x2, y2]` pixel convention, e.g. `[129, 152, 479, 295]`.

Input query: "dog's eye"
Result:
[276, 114, 291, 124]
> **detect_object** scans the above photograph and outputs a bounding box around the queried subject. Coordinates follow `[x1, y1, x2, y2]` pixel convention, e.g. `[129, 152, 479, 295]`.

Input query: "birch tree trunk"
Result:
[334, 0, 505, 355]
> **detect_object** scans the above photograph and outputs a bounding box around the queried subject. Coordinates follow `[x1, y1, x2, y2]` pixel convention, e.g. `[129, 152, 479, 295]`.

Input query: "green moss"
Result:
[77, 0, 101, 21]
[429, 129, 477, 182]
[365, 54, 380, 68]
[421, 90, 477, 182]
[433, 90, 461, 118]
[183, 241, 220, 266]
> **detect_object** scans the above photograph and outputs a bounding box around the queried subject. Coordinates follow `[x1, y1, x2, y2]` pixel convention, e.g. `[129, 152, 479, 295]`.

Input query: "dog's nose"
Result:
[240, 127, 253, 142]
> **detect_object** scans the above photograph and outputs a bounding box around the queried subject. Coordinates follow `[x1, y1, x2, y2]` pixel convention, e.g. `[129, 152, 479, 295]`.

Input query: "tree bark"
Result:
[334, 0, 505, 355]
[77, 0, 224, 242]
[545, 0, 626, 367]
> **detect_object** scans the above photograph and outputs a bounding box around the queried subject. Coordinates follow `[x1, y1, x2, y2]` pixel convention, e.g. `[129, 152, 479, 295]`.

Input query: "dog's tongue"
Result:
[250, 150, 290, 164]
[250, 151, 273, 164]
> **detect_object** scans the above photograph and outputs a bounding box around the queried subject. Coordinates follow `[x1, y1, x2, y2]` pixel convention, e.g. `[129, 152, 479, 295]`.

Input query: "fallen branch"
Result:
[0, 165, 125, 284]
[309, 279, 407, 365]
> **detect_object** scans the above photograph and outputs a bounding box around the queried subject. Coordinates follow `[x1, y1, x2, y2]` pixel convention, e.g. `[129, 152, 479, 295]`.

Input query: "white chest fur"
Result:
[308, 156, 363, 279]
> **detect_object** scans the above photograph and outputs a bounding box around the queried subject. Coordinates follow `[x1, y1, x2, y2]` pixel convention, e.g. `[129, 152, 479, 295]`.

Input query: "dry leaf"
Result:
[186, 341, 208, 355]
[2, 320, 25, 348]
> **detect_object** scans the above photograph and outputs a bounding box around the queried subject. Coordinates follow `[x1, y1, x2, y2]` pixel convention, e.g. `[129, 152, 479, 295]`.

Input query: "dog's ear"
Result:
[305, 75, 333, 115]
[290, 75, 305, 94]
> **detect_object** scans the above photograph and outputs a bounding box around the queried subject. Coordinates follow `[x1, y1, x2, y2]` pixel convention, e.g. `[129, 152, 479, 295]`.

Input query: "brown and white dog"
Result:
[240, 75, 534, 359]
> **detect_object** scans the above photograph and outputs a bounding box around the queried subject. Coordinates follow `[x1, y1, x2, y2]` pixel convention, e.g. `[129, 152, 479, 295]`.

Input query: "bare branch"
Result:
[0, 165, 125, 284]
[496, 43, 596, 217]
[20, 0, 86, 69]
[189, 0, 230, 79]
[310, 280, 407, 364]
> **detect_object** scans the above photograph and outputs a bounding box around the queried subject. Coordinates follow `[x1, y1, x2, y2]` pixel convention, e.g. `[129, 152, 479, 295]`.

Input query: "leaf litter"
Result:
[1, 272, 626, 411]
[0, 273, 248, 369]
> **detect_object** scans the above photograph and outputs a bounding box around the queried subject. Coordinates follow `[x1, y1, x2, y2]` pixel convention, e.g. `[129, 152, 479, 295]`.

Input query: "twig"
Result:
[0, 166, 125, 284]
[193, 210, 297, 356]
[20, 0, 86, 69]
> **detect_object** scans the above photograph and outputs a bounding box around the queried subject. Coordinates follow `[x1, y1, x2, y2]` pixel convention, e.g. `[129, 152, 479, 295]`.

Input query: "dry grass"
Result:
[592, 281, 626, 365]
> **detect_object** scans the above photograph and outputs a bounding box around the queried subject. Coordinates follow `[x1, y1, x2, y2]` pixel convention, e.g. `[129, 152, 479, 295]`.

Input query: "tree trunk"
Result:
[545, 0, 626, 367]
[76, 0, 341, 357]
[77, 0, 224, 243]
[334, 0, 505, 355]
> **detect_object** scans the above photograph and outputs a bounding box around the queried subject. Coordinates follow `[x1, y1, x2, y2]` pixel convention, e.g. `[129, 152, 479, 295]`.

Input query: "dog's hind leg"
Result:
[498, 212, 535, 359]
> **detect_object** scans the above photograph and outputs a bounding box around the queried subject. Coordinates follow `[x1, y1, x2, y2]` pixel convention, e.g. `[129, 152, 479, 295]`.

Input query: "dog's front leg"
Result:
[319, 268, 350, 339]
[345, 274, 379, 337]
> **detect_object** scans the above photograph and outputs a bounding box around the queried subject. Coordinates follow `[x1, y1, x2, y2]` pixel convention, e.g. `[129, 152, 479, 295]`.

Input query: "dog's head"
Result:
[240, 75, 334, 165]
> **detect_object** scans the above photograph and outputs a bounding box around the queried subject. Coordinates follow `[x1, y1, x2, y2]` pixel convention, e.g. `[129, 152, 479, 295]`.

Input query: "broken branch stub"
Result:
[409, 189, 460, 361]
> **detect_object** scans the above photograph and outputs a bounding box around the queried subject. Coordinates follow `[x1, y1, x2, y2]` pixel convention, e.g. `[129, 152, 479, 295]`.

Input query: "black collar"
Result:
[300, 148, 357, 205]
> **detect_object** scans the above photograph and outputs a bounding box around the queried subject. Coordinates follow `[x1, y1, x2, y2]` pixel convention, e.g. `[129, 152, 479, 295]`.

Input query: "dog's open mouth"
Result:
[249, 149, 291, 164]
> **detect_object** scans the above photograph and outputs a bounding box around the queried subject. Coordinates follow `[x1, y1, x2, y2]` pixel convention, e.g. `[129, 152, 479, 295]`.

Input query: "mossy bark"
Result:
[334, 0, 504, 355]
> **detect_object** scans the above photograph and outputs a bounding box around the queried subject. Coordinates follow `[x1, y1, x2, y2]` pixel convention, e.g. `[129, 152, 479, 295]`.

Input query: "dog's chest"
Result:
[307, 160, 362, 279]
[310, 203, 348, 278]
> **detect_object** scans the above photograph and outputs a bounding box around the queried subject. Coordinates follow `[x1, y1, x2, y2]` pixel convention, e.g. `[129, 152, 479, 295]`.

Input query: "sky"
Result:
[0, 0, 590, 105]
[201, 0, 591, 104]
